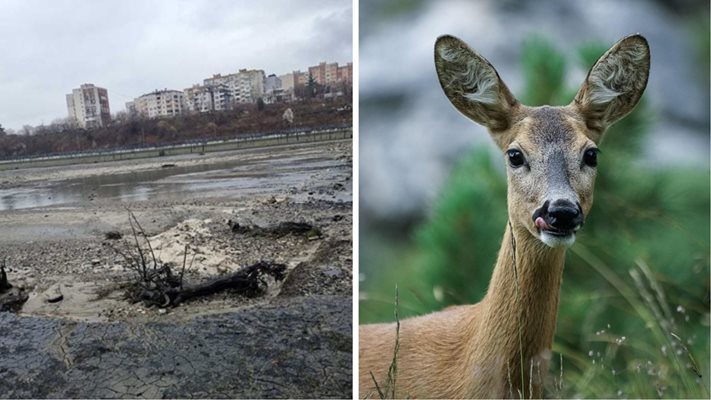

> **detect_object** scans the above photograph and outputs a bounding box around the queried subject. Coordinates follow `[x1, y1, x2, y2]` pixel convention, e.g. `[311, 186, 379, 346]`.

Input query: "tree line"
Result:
[0, 98, 351, 159]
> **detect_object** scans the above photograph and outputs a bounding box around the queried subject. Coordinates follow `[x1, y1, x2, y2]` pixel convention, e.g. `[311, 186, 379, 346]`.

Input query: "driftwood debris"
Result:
[168, 261, 285, 305]
[131, 261, 286, 308]
[115, 211, 289, 308]
[104, 231, 123, 240]
[228, 220, 321, 239]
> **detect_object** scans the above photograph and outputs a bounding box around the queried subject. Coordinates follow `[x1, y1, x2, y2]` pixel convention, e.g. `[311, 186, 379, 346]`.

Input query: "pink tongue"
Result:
[535, 217, 549, 230]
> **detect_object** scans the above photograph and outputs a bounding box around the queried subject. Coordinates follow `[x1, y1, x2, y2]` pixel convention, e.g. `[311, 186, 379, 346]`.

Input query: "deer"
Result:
[359, 34, 650, 399]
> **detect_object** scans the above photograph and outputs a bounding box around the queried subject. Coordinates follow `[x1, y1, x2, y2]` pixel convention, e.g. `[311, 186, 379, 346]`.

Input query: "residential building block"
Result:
[66, 83, 111, 128]
[134, 89, 185, 119]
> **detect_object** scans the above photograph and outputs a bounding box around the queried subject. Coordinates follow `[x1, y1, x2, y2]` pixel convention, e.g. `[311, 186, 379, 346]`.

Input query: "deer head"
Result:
[434, 34, 650, 247]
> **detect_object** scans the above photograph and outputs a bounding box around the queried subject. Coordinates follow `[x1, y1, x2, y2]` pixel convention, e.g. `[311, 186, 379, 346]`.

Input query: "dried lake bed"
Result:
[0, 139, 352, 398]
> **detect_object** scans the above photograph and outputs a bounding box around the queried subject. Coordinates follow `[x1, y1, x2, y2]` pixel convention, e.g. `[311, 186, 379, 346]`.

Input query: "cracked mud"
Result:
[0, 296, 350, 398]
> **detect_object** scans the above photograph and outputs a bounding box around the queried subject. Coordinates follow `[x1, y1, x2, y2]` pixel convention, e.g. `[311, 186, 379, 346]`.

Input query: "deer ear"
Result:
[434, 35, 518, 132]
[573, 34, 650, 140]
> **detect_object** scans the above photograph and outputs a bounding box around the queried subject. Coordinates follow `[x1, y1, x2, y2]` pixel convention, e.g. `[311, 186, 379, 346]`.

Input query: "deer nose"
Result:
[533, 200, 584, 232]
[547, 200, 583, 231]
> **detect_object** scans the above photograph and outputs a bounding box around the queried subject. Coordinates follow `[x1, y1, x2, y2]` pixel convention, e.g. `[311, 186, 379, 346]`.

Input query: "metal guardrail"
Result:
[0, 123, 351, 163]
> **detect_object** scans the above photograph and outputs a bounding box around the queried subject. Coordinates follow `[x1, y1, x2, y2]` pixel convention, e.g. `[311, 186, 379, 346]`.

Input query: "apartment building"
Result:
[202, 74, 237, 110]
[125, 101, 137, 117]
[337, 62, 353, 84]
[66, 84, 111, 128]
[264, 74, 286, 103]
[306, 62, 352, 87]
[264, 74, 281, 93]
[134, 89, 185, 119]
[308, 62, 340, 86]
[184, 84, 215, 113]
[237, 69, 265, 101]
[296, 71, 309, 86]
[279, 72, 296, 92]
[185, 69, 266, 113]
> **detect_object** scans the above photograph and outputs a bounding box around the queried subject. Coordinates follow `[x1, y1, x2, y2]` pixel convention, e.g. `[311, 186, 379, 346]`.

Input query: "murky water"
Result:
[0, 154, 348, 211]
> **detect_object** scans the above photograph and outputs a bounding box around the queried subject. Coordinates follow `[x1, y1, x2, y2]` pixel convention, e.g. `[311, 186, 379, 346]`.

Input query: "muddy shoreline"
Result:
[0, 140, 353, 397]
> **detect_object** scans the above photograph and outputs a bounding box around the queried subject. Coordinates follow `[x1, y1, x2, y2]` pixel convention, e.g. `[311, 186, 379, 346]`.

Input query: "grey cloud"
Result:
[0, 0, 352, 130]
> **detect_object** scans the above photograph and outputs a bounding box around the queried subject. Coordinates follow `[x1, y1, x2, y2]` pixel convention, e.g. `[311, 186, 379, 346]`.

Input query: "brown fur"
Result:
[359, 34, 649, 398]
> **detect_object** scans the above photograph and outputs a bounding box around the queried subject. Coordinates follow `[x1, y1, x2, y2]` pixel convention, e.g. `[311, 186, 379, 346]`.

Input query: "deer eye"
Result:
[583, 148, 599, 167]
[507, 149, 525, 168]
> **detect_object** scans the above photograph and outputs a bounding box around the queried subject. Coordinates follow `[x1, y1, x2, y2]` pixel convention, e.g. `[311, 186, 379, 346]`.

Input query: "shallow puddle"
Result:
[0, 154, 346, 211]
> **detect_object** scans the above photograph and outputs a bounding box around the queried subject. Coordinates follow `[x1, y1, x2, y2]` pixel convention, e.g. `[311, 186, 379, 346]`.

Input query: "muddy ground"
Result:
[0, 140, 352, 398]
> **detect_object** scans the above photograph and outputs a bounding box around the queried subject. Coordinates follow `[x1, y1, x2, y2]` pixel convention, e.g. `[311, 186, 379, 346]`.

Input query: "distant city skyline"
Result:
[0, 0, 352, 131]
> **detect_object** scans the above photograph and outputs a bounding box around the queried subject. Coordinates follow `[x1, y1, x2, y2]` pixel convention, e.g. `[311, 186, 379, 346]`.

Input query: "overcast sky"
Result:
[0, 0, 352, 131]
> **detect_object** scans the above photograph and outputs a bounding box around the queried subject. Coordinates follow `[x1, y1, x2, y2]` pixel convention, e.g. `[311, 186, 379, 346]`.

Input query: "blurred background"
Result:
[359, 0, 709, 397]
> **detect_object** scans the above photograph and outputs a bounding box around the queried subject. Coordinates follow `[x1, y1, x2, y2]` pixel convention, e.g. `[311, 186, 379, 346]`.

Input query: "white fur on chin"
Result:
[539, 231, 576, 248]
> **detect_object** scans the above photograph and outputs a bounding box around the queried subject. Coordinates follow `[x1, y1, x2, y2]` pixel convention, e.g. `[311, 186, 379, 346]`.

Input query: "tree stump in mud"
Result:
[228, 220, 321, 239]
[168, 261, 287, 305]
[117, 211, 290, 308]
[130, 261, 287, 308]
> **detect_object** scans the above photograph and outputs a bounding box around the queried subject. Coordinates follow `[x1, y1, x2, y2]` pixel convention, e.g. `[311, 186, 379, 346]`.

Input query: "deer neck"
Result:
[471, 222, 566, 395]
